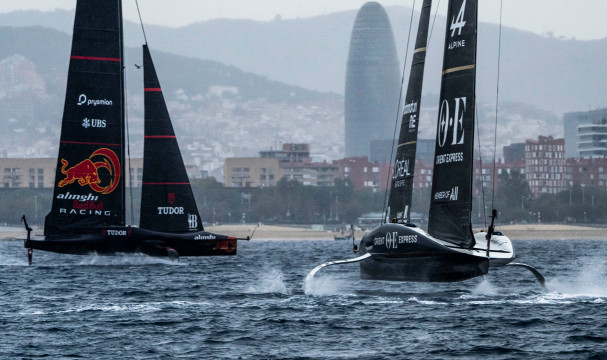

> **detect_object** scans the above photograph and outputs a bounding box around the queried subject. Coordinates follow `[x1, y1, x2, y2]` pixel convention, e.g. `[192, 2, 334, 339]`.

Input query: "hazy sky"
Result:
[1, 0, 606, 40]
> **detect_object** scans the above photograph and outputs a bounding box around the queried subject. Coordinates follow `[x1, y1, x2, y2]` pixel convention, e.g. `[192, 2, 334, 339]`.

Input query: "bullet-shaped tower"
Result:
[345, 2, 401, 159]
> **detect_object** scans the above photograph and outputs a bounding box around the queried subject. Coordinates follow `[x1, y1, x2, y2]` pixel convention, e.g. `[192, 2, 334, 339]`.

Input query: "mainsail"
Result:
[428, 0, 477, 248]
[139, 45, 204, 233]
[45, 0, 125, 236]
[388, 0, 432, 223]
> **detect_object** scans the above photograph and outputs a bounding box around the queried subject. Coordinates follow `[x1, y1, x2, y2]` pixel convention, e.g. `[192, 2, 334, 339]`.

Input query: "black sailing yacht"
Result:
[307, 0, 544, 284]
[23, 0, 246, 262]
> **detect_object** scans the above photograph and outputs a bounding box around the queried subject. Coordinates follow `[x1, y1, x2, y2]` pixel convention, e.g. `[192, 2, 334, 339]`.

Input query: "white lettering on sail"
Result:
[59, 208, 112, 216]
[57, 192, 99, 202]
[82, 118, 107, 128]
[403, 101, 418, 128]
[434, 186, 459, 201]
[437, 97, 466, 148]
[77, 94, 113, 106]
[157, 207, 185, 215]
[435, 152, 464, 164]
[188, 214, 198, 229]
[392, 158, 411, 179]
[450, 0, 467, 37]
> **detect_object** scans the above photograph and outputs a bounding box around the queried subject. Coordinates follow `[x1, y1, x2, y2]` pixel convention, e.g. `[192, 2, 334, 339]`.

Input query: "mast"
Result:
[139, 45, 204, 233]
[387, 0, 432, 224]
[45, 0, 125, 236]
[427, 0, 478, 248]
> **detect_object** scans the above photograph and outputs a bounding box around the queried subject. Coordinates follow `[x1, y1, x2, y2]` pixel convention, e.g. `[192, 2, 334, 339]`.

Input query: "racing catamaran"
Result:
[23, 0, 247, 262]
[307, 0, 544, 285]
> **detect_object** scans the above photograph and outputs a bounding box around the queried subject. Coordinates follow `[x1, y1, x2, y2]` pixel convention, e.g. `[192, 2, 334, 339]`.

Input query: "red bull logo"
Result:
[58, 148, 120, 194]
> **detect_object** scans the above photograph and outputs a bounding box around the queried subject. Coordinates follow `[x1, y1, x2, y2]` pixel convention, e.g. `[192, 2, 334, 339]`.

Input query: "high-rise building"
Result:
[525, 136, 566, 196]
[344, 2, 400, 160]
[563, 108, 607, 158]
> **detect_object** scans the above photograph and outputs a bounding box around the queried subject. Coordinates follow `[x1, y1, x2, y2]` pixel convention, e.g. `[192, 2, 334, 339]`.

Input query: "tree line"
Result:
[2, 172, 605, 228]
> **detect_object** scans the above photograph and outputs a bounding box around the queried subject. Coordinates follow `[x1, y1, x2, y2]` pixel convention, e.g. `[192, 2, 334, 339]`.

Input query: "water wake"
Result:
[547, 257, 607, 298]
[77, 253, 184, 266]
[304, 275, 349, 296]
[245, 268, 289, 295]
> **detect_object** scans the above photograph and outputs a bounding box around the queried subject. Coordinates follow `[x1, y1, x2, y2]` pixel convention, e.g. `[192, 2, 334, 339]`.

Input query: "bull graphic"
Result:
[58, 148, 121, 194]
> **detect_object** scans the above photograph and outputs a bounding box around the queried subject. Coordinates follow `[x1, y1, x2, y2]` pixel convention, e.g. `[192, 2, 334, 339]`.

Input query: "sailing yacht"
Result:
[23, 0, 246, 262]
[307, 0, 544, 284]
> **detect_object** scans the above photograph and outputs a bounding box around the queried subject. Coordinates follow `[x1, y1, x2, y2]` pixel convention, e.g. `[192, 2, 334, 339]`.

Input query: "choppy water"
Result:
[1, 238, 607, 359]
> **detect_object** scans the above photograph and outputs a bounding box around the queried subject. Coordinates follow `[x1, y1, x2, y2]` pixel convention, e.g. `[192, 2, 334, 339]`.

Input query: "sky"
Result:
[1, 0, 606, 40]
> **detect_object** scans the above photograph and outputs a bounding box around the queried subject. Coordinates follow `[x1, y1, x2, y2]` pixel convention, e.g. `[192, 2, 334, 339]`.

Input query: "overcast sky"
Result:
[1, 0, 606, 40]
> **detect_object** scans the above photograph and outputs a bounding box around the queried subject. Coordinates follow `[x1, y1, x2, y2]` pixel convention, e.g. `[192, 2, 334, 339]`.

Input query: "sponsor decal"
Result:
[157, 207, 184, 215]
[188, 214, 198, 229]
[77, 94, 113, 106]
[398, 234, 418, 244]
[72, 200, 103, 210]
[104, 229, 127, 236]
[56, 192, 99, 202]
[402, 100, 418, 115]
[59, 208, 112, 216]
[434, 186, 459, 201]
[385, 232, 398, 249]
[82, 117, 107, 129]
[194, 234, 216, 240]
[437, 97, 466, 148]
[392, 158, 411, 179]
[449, 0, 467, 37]
[402, 101, 418, 129]
[435, 152, 464, 164]
[58, 148, 121, 195]
[168, 193, 175, 205]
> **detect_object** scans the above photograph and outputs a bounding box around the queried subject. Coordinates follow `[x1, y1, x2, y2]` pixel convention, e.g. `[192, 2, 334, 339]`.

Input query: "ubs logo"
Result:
[437, 97, 466, 148]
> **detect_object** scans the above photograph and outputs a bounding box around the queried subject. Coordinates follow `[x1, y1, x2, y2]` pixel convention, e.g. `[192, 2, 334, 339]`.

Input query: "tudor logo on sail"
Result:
[437, 97, 466, 148]
[58, 148, 121, 194]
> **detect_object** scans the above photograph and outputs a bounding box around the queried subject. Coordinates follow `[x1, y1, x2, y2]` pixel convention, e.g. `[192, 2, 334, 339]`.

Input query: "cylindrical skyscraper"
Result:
[345, 2, 401, 159]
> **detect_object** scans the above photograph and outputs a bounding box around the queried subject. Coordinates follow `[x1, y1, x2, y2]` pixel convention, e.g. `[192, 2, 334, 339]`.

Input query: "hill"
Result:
[1, 7, 606, 115]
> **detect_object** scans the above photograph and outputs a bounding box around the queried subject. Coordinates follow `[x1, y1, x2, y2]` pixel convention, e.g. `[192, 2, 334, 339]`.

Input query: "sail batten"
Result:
[428, 0, 478, 248]
[387, 0, 432, 224]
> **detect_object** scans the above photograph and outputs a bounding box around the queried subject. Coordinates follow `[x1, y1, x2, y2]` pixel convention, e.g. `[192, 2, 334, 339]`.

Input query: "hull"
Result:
[358, 223, 514, 282]
[24, 226, 237, 257]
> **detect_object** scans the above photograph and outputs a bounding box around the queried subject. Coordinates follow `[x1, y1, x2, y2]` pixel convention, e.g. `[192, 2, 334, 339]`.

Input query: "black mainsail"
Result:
[45, 0, 125, 236]
[428, 0, 477, 248]
[139, 45, 204, 233]
[387, 0, 432, 223]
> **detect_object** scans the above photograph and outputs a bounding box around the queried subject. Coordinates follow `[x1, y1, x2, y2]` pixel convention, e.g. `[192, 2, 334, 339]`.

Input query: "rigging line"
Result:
[491, 0, 504, 211]
[381, 0, 417, 225]
[428, 0, 441, 47]
[124, 63, 135, 224]
[476, 109, 487, 228]
[135, 0, 148, 44]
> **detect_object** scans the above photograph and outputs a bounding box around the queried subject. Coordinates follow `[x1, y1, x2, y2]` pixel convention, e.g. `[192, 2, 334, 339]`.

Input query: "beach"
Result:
[2, 223, 605, 241]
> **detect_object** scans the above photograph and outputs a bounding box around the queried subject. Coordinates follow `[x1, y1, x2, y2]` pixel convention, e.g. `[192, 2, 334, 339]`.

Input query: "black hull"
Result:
[358, 223, 489, 282]
[360, 253, 488, 282]
[24, 226, 237, 257]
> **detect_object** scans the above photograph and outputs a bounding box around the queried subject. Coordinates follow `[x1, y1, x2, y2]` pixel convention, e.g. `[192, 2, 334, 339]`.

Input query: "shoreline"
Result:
[2, 224, 605, 241]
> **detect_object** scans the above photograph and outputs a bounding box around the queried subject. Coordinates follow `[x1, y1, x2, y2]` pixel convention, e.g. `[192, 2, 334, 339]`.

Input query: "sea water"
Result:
[1, 238, 606, 359]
